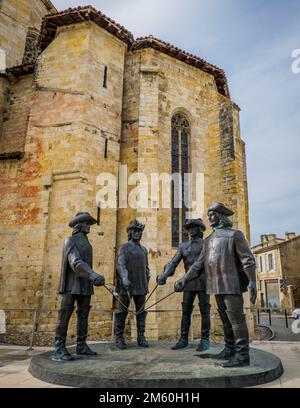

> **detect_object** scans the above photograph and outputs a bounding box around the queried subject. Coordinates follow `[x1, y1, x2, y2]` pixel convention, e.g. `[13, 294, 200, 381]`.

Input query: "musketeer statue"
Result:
[175, 203, 257, 368]
[52, 212, 105, 361]
[115, 219, 150, 350]
[157, 219, 211, 352]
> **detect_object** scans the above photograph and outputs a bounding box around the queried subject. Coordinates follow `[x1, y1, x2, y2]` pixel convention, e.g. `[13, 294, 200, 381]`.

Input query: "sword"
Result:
[103, 283, 135, 314]
[136, 283, 158, 314]
[136, 289, 176, 315]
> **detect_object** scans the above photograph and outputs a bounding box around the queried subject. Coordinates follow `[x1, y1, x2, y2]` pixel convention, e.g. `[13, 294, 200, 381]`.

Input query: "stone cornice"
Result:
[39, 6, 134, 50]
[131, 35, 229, 97]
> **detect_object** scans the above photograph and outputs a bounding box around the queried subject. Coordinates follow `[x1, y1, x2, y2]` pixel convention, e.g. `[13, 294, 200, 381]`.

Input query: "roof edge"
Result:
[130, 35, 230, 97]
[0, 151, 25, 160]
[6, 62, 35, 77]
[40, 6, 134, 50]
[252, 235, 300, 253]
[40, 0, 57, 13]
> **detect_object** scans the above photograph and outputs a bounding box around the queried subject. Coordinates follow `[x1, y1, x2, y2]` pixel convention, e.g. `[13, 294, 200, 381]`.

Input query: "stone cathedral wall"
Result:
[0, 5, 253, 344]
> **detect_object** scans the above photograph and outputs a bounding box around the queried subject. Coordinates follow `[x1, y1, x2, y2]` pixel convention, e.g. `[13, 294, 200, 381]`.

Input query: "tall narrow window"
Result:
[268, 253, 274, 271]
[104, 138, 108, 158]
[103, 66, 108, 88]
[97, 203, 101, 225]
[259, 256, 263, 272]
[171, 113, 190, 247]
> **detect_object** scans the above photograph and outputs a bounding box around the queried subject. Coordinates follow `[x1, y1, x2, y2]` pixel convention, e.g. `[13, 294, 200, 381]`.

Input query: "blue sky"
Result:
[52, 0, 300, 245]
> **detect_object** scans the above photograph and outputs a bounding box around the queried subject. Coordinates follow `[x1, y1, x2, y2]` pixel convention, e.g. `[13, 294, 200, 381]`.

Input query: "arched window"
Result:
[171, 113, 190, 247]
[22, 28, 40, 64]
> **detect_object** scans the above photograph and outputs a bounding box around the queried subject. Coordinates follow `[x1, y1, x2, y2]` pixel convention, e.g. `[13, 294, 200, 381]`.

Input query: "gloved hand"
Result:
[156, 274, 167, 285]
[174, 277, 186, 292]
[93, 274, 105, 287]
[89, 271, 105, 286]
[122, 277, 131, 290]
[248, 281, 257, 304]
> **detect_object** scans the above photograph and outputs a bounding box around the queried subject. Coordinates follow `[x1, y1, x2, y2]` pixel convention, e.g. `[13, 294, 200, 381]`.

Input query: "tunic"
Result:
[116, 240, 150, 296]
[58, 232, 96, 295]
[186, 228, 255, 295]
[164, 237, 205, 291]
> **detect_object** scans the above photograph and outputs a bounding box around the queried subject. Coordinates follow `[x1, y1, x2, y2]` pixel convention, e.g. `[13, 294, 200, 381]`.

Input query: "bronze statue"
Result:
[157, 219, 211, 351]
[175, 203, 257, 368]
[52, 212, 105, 361]
[115, 219, 150, 349]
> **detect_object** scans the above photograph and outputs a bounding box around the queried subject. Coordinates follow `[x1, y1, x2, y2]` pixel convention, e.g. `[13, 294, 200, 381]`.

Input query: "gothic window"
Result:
[22, 28, 40, 64]
[171, 113, 190, 247]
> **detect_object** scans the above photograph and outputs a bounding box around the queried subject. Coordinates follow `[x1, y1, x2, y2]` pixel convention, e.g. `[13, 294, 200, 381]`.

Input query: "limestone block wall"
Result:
[117, 51, 141, 244]
[0, 14, 253, 343]
[0, 74, 33, 155]
[119, 48, 253, 340]
[0, 121, 47, 339]
[0, 20, 127, 343]
[0, 0, 55, 69]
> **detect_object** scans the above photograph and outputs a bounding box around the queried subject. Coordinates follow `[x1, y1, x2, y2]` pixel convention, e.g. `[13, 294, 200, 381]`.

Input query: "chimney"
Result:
[268, 234, 277, 245]
[285, 232, 296, 241]
[261, 235, 268, 246]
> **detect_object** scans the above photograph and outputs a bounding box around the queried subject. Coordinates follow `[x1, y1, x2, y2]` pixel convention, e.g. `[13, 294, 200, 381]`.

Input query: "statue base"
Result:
[29, 342, 283, 388]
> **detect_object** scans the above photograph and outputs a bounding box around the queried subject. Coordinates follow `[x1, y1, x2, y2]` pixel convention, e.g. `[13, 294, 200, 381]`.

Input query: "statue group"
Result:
[53, 202, 257, 369]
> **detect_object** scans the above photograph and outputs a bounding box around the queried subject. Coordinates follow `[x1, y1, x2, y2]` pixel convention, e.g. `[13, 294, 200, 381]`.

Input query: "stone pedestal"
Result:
[29, 342, 283, 388]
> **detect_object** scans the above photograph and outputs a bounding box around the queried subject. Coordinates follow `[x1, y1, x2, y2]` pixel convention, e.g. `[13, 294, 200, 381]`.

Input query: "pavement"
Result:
[0, 345, 70, 388]
[0, 341, 299, 388]
[259, 314, 300, 341]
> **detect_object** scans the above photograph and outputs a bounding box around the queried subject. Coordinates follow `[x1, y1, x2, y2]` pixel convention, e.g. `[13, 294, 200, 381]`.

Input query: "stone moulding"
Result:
[131, 35, 229, 97]
[0, 151, 24, 160]
[42, 169, 89, 186]
[39, 6, 134, 50]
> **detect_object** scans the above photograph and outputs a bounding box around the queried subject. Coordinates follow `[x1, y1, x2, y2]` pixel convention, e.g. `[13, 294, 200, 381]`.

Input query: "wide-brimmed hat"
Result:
[69, 212, 97, 228]
[207, 202, 234, 217]
[126, 219, 145, 232]
[183, 218, 206, 231]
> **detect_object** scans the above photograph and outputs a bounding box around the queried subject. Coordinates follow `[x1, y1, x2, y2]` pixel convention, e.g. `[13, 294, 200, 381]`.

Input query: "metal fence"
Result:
[256, 307, 296, 329]
[1, 308, 255, 350]
[1, 306, 287, 349]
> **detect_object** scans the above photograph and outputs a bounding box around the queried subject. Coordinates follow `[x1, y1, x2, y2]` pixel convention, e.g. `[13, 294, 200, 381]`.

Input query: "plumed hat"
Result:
[207, 202, 234, 217]
[126, 219, 145, 232]
[183, 218, 206, 231]
[69, 212, 97, 228]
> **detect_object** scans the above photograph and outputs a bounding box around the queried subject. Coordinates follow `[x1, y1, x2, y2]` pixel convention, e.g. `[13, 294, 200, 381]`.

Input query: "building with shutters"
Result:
[252, 233, 300, 310]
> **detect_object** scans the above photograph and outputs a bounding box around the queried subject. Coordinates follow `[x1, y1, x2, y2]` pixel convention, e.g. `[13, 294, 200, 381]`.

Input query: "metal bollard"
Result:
[285, 309, 289, 328]
[111, 310, 115, 341]
[28, 309, 38, 351]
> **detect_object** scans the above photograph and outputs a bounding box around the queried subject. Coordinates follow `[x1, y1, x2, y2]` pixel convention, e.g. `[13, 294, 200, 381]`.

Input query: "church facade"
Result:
[0, 1, 252, 344]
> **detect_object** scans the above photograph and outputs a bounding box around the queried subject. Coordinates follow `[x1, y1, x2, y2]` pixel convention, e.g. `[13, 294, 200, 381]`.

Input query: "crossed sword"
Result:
[103, 283, 176, 316]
